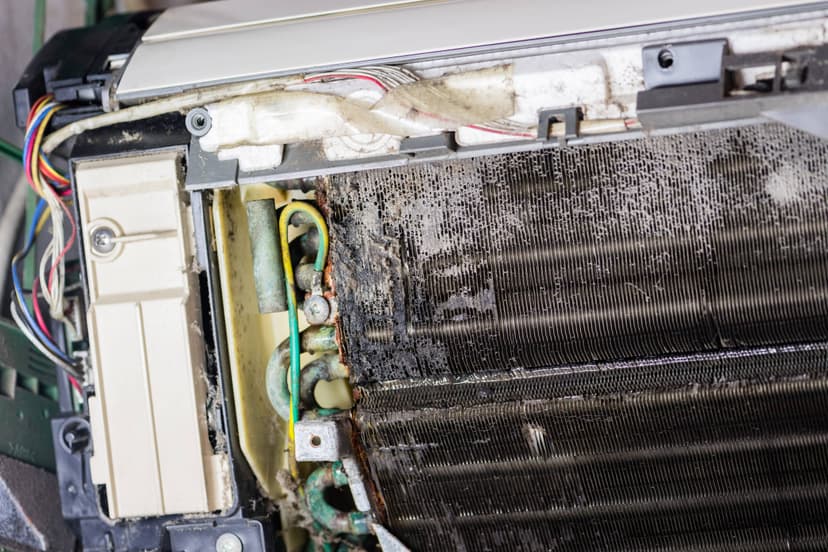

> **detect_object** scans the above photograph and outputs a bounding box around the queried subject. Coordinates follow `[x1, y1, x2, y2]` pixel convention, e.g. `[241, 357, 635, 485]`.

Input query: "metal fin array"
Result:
[358, 345, 828, 550]
[325, 123, 828, 550]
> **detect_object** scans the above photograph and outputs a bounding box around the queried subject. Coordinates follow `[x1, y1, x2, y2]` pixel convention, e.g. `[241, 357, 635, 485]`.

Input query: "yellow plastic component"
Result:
[213, 185, 292, 497]
[213, 186, 352, 550]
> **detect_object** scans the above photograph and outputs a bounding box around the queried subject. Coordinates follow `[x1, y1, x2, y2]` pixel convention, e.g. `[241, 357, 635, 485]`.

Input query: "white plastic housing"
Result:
[76, 152, 230, 519]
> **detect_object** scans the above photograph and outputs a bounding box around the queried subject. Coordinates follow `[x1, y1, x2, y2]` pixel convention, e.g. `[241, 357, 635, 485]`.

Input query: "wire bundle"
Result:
[10, 95, 82, 389]
[303, 65, 535, 138]
[23, 95, 77, 321]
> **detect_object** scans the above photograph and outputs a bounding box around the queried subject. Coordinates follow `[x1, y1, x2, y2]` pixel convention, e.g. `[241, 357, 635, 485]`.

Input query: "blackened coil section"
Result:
[327, 124, 828, 384]
[325, 123, 828, 550]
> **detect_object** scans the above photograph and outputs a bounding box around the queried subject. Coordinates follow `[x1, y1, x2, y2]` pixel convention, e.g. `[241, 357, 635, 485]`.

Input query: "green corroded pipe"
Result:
[299, 354, 349, 415]
[246, 199, 287, 313]
[266, 326, 337, 420]
[295, 262, 318, 292]
[306, 461, 371, 535]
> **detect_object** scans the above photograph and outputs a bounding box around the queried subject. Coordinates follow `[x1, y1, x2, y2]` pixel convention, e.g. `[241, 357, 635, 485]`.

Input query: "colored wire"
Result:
[22, 96, 77, 321]
[29, 278, 82, 394]
[10, 199, 80, 376]
[31, 276, 51, 339]
[303, 73, 389, 91]
[11, 100, 81, 383]
[278, 201, 330, 476]
[302, 66, 535, 138]
[14, 206, 83, 394]
[10, 302, 82, 385]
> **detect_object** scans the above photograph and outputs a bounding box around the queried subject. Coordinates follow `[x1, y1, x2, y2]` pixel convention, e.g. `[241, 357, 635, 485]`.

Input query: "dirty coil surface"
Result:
[326, 124, 828, 550]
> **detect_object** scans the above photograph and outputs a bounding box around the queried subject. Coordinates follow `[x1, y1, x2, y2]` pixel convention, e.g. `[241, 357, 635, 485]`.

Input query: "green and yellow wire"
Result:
[278, 201, 330, 477]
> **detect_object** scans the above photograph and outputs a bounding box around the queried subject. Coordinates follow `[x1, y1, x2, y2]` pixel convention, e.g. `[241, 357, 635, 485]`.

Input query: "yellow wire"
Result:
[34, 206, 50, 234]
[31, 105, 63, 198]
[277, 201, 330, 478]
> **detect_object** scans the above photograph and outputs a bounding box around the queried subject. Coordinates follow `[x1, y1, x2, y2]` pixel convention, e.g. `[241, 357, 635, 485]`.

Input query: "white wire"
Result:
[41, 75, 300, 155]
[36, 164, 68, 321]
[10, 300, 81, 379]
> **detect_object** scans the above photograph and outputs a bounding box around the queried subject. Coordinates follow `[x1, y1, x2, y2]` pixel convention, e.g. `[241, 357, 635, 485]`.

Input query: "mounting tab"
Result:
[537, 107, 583, 146]
[400, 132, 457, 158]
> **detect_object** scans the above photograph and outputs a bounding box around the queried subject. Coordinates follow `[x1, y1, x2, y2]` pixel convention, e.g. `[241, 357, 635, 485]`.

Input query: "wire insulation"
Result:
[9, 97, 83, 390]
[277, 201, 330, 477]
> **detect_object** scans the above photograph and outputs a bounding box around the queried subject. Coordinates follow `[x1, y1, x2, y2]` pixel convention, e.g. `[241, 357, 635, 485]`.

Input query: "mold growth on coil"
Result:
[325, 123, 828, 384]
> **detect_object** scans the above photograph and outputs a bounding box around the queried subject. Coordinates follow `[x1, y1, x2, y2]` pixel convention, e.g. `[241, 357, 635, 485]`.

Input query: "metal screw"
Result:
[91, 226, 116, 254]
[657, 48, 675, 70]
[61, 420, 90, 453]
[303, 295, 331, 325]
[215, 532, 243, 552]
[186, 107, 212, 136]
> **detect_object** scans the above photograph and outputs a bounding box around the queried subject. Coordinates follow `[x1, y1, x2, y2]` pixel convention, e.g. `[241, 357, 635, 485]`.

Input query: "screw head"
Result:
[303, 295, 331, 324]
[186, 107, 212, 136]
[91, 226, 116, 254]
[215, 532, 243, 552]
[61, 420, 90, 453]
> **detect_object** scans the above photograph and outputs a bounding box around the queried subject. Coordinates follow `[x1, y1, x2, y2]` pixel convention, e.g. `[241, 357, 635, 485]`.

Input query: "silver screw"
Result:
[91, 226, 116, 254]
[303, 295, 331, 325]
[215, 532, 243, 552]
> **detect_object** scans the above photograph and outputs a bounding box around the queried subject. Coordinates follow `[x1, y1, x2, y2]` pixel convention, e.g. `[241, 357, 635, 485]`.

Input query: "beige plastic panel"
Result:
[76, 152, 229, 519]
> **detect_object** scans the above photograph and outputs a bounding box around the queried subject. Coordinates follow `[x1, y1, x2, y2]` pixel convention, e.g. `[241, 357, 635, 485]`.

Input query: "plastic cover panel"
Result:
[325, 123, 828, 550]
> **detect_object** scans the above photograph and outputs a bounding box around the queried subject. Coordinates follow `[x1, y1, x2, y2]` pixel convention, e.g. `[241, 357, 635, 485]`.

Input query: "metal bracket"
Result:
[642, 39, 727, 89]
[185, 137, 239, 191]
[167, 520, 265, 552]
[637, 43, 828, 138]
[372, 523, 411, 552]
[537, 107, 582, 146]
[294, 419, 351, 462]
[341, 457, 372, 513]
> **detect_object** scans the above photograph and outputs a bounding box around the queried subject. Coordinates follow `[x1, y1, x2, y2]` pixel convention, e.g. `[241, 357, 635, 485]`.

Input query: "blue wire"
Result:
[10, 198, 74, 363]
[23, 104, 68, 187]
[23, 104, 55, 162]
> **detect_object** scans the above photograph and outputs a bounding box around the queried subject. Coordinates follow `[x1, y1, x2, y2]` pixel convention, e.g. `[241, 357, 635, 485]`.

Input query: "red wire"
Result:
[26, 95, 50, 127]
[39, 158, 70, 185]
[304, 74, 535, 138]
[304, 74, 389, 91]
[46, 193, 77, 295]
[467, 124, 534, 138]
[31, 279, 52, 339]
[24, 96, 82, 398]
[32, 279, 82, 394]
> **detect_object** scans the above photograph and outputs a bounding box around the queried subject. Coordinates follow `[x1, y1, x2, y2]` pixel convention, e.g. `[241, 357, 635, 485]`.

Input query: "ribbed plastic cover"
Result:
[325, 124, 828, 550]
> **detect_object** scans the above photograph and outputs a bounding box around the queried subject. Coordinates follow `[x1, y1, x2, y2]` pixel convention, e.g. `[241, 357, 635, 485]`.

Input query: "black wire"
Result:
[10, 300, 83, 381]
[10, 270, 82, 376]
